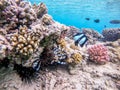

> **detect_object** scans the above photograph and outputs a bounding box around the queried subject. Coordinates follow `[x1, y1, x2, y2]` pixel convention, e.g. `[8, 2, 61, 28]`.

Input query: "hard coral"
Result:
[57, 38, 67, 48]
[11, 26, 40, 56]
[35, 3, 48, 18]
[0, 35, 12, 59]
[71, 53, 83, 64]
[87, 44, 109, 64]
[41, 14, 54, 26]
[0, 0, 37, 30]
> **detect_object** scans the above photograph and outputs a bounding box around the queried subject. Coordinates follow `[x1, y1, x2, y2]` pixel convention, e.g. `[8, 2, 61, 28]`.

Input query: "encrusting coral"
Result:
[87, 44, 109, 64]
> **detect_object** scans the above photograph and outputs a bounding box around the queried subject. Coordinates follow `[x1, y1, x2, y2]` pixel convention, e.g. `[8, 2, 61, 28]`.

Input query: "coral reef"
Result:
[0, 0, 120, 90]
[102, 28, 120, 41]
[87, 44, 109, 64]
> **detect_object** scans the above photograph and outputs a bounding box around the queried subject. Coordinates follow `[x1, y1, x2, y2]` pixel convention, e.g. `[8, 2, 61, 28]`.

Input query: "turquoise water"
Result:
[29, 0, 120, 32]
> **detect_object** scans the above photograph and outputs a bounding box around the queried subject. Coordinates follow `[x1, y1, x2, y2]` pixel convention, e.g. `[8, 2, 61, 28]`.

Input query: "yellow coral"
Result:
[57, 38, 66, 48]
[71, 53, 83, 64]
[11, 26, 40, 56]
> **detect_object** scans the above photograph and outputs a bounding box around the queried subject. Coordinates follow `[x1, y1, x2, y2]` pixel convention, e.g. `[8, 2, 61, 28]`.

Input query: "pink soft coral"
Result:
[87, 44, 109, 64]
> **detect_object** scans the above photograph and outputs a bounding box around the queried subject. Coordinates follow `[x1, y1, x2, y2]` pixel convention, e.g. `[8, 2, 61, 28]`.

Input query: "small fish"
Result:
[32, 60, 41, 72]
[94, 19, 100, 23]
[104, 25, 106, 28]
[109, 20, 120, 24]
[85, 18, 90, 21]
[73, 33, 88, 47]
[52, 47, 67, 65]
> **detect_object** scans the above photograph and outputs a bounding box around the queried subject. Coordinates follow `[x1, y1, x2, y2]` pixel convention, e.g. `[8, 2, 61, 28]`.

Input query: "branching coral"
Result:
[41, 14, 54, 26]
[34, 3, 47, 18]
[0, 35, 12, 59]
[87, 44, 109, 64]
[0, 0, 37, 30]
[11, 25, 40, 56]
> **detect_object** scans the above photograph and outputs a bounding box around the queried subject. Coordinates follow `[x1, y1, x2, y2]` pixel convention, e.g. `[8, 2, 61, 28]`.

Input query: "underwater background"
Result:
[29, 0, 120, 33]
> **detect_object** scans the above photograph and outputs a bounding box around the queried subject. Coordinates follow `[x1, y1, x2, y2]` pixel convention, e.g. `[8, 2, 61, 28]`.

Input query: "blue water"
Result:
[29, 0, 120, 32]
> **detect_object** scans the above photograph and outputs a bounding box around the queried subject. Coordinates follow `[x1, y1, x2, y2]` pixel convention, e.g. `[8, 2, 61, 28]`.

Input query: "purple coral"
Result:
[87, 44, 109, 64]
[0, 0, 37, 30]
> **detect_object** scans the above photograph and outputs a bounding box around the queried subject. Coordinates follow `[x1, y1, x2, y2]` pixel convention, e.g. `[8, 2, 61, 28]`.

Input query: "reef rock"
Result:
[82, 28, 103, 45]
[105, 39, 120, 63]
[102, 28, 120, 41]
[66, 26, 80, 39]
